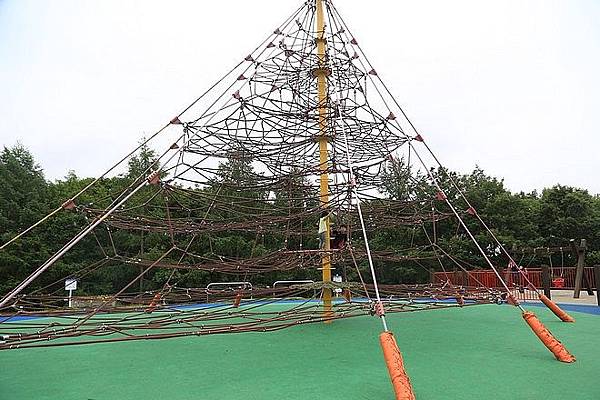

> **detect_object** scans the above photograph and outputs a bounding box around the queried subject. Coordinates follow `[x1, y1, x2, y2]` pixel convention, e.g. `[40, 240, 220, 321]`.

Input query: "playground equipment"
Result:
[0, 1, 578, 398]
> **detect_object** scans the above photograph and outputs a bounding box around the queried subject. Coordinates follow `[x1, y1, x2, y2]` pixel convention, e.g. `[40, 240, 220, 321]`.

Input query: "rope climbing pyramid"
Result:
[0, 1, 576, 398]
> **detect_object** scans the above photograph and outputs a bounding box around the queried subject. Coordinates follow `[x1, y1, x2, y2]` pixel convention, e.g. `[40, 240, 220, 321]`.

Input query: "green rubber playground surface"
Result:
[0, 304, 598, 400]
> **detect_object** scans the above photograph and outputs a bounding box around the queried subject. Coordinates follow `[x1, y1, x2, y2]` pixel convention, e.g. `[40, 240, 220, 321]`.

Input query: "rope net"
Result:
[0, 0, 509, 350]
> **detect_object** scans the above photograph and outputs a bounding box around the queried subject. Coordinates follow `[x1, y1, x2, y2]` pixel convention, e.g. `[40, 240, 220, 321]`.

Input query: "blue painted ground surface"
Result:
[524, 302, 600, 315]
[2, 297, 598, 322]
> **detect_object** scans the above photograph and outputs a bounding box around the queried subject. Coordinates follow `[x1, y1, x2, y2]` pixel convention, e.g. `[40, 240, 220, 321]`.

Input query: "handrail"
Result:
[273, 280, 316, 297]
[272, 280, 314, 287]
[206, 281, 252, 290]
[205, 282, 253, 303]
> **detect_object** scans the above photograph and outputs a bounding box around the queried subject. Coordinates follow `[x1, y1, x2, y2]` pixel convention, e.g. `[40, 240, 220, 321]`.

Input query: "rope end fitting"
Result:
[147, 171, 161, 186]
[343, 288, 352, 302]
[145, 293, 162, 314]
[233, 292, 243, 308]
[369, 301, 385, 317]
[61, 199, 76, 210]
[374, 301, 385, 317]
[506, 293, 520, 307]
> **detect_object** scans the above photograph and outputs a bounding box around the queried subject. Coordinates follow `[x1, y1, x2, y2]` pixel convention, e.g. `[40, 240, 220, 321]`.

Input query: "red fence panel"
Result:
[432, 267, 596, 291]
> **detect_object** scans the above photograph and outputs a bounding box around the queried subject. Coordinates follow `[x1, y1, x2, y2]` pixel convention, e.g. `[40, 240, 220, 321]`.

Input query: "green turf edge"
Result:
[0, 304, 597, 400]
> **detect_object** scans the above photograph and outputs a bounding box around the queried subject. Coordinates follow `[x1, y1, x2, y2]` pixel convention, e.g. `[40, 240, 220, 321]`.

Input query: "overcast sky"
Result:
[1, 0, 599, 194]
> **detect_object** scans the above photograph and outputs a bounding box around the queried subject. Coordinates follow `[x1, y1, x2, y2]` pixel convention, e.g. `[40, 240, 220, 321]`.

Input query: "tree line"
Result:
[1, 143, 599, 296]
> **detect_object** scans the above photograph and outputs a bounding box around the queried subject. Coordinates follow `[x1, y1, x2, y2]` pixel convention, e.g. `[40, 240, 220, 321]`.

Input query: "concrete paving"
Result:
[549, 289, 599, 305]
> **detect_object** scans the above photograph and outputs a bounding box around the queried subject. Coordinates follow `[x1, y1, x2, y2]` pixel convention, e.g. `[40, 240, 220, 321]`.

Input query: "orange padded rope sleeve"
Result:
[233, 293, 242, 308]
[145, 293, 162, 314]
[538, 293, 575, 322]
[379, 331, 416, 400]
[522, 311, 575, 363]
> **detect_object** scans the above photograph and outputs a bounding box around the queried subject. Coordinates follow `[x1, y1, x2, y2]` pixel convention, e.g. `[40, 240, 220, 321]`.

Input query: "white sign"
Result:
[65, 278, 78, 291]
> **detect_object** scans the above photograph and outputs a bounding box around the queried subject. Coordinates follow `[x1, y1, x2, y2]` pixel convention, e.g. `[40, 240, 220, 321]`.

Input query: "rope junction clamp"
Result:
[147, 171, 161, 186]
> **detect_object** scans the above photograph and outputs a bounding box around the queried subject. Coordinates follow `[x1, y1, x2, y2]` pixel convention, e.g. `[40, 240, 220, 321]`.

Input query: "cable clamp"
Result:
[147, 170, 161, 185]
[370, 301, 385, 317]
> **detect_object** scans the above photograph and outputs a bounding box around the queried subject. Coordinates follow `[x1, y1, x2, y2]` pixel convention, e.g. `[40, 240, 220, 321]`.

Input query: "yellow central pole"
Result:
[315, 0, 332, 322]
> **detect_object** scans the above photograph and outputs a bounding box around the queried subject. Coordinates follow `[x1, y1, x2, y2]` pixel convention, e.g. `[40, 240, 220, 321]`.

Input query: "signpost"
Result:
[333, 274, 342, 296]
[65, 278, 77, 308]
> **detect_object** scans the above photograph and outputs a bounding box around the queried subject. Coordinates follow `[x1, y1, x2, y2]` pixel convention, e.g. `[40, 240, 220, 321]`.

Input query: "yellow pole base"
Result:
[323, 288, 333, 323]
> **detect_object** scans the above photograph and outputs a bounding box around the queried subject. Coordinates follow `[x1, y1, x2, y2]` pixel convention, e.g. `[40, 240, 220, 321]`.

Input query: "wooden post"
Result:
[582, 266, 594, 295]
[571, 239, 587, 298]
[594, 265, 600, 307]
[541, 264, 551, 299]
[139, 266, 144, 292]
[460, 270, 468, 287]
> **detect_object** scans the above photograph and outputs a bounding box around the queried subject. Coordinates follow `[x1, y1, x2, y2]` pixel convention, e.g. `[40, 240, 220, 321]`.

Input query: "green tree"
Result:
[0, 144, 51, 293]
[537, 185, 598, 246]
[127, 140, 158, 179]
